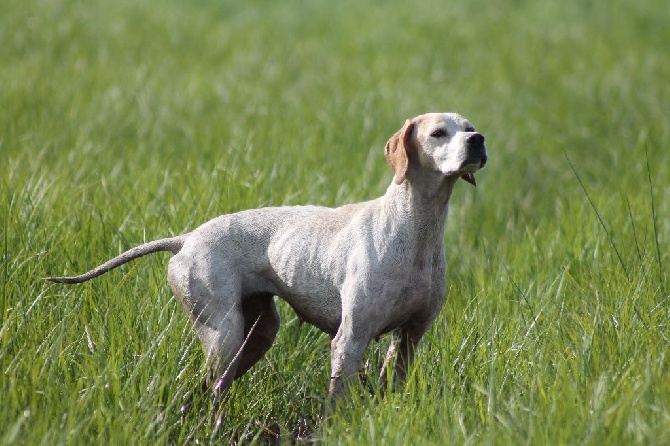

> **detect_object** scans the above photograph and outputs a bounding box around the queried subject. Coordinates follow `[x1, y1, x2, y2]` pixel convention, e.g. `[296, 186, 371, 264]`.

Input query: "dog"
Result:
[47, 112, 487, 404]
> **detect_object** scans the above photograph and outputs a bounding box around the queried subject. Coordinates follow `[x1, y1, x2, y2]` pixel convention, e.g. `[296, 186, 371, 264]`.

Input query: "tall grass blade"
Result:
[564, 153, 630, 280]
[625, 196, 643, 262]
[644, 142, 665, 290]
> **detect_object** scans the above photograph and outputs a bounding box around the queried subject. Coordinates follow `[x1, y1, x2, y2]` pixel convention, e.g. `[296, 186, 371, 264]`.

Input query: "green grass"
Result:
[2, 0, 669, 443]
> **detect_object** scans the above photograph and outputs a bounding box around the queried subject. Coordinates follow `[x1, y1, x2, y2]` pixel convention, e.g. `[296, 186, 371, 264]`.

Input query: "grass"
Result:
[1, 0, 669, 443]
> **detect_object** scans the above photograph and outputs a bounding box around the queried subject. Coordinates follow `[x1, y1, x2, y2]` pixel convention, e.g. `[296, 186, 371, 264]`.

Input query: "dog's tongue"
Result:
[461, 173, 476, 187]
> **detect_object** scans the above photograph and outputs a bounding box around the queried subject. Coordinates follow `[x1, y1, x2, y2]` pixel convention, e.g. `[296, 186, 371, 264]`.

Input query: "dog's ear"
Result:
[385, 119, 416, 185]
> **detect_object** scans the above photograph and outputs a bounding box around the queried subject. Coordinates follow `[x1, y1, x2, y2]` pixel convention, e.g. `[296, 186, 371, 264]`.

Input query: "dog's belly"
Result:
[279, 286, 342, 335]
[266, 266, 343, 335]
[264, 220, 350, 335]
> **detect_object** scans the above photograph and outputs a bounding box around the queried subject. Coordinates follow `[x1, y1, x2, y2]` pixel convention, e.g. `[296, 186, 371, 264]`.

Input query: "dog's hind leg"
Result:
[167, 255, 247, 426]
[199, 315, 245, 392]
[196, 307, 245, 429]
[187, 295, 279, 429]
[234, 293, 280, 379]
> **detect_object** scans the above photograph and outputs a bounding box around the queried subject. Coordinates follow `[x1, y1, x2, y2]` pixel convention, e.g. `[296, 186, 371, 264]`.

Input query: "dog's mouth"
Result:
[459, 153, 487, 187]
[461, 172, 477, 186]
[459, 161, 484, 187]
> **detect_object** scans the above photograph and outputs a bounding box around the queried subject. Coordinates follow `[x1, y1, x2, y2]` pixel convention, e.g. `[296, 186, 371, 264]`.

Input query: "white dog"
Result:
[48, 112, 487, 403]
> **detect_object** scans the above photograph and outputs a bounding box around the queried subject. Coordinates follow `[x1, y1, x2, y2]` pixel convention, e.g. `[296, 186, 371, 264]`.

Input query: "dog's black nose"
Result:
[467, 133, 485, 146]
[467, 133, 487, 168]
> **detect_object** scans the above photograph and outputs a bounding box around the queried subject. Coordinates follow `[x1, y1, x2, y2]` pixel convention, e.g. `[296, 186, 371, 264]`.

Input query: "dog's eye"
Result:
[465, 125, 475, 132]
[430, 128, 448, 138]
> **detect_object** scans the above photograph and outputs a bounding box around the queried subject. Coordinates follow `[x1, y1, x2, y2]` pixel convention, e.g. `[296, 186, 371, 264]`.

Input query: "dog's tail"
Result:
[45, 235, 188, 284]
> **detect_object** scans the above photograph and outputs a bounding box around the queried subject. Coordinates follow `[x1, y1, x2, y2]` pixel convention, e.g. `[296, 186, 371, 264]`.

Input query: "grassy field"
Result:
[2, 0, 669, 443]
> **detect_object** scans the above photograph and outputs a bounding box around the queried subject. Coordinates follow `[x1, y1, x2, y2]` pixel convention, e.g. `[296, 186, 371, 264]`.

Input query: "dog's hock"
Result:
[384, 119, 415, 185]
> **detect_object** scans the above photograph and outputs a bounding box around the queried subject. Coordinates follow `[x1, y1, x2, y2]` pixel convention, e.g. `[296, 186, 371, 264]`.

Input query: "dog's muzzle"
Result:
[465, 133, 487, 168]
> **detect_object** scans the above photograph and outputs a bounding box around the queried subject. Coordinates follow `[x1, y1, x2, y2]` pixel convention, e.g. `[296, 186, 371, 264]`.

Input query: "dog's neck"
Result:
[379, 173, 458, 256]
[386, 170, 456, 215]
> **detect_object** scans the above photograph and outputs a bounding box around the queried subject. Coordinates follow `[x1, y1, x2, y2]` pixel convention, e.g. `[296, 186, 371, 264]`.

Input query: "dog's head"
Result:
[385, 113, 487, 186]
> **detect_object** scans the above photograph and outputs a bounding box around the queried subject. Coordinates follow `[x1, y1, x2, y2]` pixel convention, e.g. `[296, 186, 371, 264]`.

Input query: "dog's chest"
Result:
[394, 262, 437, 306]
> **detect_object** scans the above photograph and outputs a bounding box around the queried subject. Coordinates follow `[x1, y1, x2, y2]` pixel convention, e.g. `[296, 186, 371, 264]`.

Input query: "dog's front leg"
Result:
[327, 314, 372, 401]
[378, 322, 426, 392]
[378, 330, 401, 392]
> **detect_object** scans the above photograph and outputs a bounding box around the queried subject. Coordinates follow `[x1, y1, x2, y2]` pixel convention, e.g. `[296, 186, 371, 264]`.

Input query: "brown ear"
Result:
[384, 119, 415, 184]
